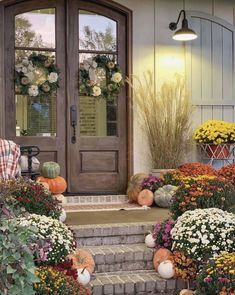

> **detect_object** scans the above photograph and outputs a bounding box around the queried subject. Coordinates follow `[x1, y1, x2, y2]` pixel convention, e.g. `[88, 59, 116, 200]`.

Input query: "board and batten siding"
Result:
[115, 0, 235, 172]
[186, 11, 235, 128]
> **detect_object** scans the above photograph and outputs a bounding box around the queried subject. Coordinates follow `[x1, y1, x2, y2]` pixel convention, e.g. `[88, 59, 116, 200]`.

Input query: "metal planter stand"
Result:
[198, 143, 235, 166]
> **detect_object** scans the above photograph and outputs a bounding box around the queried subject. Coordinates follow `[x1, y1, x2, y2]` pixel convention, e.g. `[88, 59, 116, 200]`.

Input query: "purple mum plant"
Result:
[153, 219, 175, 250]
[141, 176, 164, 192]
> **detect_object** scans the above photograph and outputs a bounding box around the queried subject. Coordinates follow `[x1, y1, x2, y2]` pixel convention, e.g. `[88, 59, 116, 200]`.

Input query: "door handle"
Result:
[70, 105, 77, 144]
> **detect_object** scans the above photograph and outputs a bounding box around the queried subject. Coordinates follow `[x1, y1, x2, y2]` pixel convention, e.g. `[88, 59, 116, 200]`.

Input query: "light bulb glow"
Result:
[173, 33, 197, 41]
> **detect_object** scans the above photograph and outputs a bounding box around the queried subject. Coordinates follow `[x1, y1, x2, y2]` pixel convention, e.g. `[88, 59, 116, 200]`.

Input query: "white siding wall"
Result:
[116, 0, 235, 173]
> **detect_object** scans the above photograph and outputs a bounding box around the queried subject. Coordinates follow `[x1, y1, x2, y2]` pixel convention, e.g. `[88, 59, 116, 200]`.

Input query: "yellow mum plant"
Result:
[194, 120, 235, 145]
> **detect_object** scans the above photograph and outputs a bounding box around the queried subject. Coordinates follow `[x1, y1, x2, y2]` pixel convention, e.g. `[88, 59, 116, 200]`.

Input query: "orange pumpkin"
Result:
[67, 249, 95, 274]
[153, 248, 173, 271]
[137, 189, 154, 206]
[37, 176, 67, 194]
[126, 173, 148, 203]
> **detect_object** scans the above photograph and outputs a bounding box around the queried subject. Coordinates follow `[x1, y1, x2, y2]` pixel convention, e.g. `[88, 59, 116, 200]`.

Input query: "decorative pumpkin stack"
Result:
[37, 161, 67, 221]
[37, 161, 67, 194]
[153, 248, 175, 279]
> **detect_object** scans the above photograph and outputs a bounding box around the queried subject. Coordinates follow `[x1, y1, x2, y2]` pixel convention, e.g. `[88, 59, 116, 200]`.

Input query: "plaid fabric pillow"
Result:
[0, 139, 20, 179]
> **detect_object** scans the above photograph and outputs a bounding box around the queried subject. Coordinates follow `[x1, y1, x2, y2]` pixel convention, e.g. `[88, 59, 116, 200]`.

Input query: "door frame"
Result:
[0, 0, 133, 187]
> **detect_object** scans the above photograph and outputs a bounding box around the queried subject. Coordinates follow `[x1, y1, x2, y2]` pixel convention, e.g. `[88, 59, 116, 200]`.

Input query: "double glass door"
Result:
[5, 0, 128, 193]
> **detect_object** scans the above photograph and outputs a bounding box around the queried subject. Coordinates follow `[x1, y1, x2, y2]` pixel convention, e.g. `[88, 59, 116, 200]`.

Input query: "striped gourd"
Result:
[41, 161, 60, 179]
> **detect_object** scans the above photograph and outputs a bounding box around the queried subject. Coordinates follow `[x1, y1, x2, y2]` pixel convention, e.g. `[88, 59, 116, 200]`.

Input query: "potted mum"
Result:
[127, 73, 193, 175]
[194, 120, 235, 159]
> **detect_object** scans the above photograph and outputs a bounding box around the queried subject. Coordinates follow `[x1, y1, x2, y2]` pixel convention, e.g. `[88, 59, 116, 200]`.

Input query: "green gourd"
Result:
[41, 161, 60, 179]
[154, 185, 178, 207]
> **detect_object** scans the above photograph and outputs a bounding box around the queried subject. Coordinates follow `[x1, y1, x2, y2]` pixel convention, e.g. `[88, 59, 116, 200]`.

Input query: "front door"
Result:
[4, 0, 130, 194]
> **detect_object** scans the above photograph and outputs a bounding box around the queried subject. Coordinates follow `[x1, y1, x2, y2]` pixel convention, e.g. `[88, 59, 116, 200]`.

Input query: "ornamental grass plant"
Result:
[126, 72, 193, 169]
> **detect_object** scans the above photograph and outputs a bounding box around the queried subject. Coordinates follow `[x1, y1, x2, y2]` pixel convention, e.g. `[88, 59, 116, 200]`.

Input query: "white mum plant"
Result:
[17, 214, 76, 265]
[171, 208, 235, 261]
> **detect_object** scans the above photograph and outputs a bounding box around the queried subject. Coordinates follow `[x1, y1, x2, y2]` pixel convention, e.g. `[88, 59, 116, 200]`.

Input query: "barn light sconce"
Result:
[169, 10, 197, 41]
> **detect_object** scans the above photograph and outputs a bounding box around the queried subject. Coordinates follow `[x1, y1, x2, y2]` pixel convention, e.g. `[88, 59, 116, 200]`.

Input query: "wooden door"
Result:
[4, 0, 66, 175]
[3, 0, 130, 194]
[67, 0, 128, 193]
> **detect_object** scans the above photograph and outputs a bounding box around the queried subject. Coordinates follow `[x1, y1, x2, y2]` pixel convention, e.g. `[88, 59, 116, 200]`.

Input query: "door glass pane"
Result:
[16, 95, 56, 137]
[15, 50, 57, 137]
[79, 10, 117, 51]
[79, 54, 117, 136]
[15, 9, 55, 48]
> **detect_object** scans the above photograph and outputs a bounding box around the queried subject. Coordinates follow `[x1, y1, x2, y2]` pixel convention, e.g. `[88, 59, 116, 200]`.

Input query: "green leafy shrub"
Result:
[0, 219, 38, 295]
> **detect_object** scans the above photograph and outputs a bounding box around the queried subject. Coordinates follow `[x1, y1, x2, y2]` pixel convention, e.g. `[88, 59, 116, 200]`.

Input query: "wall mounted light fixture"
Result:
[169, 10, 197, 41]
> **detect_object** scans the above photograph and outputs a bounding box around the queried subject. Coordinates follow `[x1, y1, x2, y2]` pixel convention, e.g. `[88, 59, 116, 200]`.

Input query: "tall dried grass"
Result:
[127, 72, 193, 168]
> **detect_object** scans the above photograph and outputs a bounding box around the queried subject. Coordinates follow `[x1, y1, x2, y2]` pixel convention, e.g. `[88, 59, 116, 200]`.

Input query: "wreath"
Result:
[15, 52, 60, 99]
[79, 55, 123, 100]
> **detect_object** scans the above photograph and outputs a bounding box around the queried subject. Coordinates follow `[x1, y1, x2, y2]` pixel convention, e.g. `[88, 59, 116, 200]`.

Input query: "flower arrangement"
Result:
[35, 266, 90, 295]
[172, 250, 197, 280]
[162, 170, 183, 186]
[194, 120, 235, 145]
[218, 163, 235, 187]
[170, 176, 235, 219]
[196, 252, 235, 295]
[153, 219, 175, 250]
[12, 179, 62, 219]
[171, 208, 235, 261]
[15, 52, 60, 99]
[17, 214, 76, 265]
[177, 162, 217, 177]
[126, 73, 193, 169]
[141, 175, 164, 192]
[79, 55, 123, 100]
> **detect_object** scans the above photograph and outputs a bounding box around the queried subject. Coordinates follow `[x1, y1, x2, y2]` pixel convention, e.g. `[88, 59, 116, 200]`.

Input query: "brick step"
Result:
[65, 195, 128, 204]
[83, 243, 154, 273]
[89, 270, 186, 295]
[72, 222, 154, 246]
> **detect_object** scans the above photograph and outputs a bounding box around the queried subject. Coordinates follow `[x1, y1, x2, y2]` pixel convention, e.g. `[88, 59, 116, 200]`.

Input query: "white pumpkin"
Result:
[20, 155, 40, 172]
[154, 185, 178, 207]
[59, 208, 67, 222]
[157, 260, 175, 279]
[145, 233, 155, 248]
[77, 268, 91, 286]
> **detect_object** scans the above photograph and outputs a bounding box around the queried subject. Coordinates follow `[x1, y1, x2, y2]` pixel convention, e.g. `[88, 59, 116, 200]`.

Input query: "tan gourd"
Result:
[127, 173, 148, 203]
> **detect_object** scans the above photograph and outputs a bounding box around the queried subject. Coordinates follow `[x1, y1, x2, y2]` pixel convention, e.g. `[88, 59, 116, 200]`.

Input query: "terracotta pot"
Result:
[205, 144, 230, 159]
[151, 169, 175, 177]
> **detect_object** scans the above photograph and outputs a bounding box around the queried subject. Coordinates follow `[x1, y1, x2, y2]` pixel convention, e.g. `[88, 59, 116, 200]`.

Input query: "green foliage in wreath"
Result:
[15, 52, 60, 99]
[79, 55, 123, 100]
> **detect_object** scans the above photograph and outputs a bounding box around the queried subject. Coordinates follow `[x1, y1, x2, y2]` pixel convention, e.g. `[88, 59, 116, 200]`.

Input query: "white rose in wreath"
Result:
[48, 72, 58, 83]
[22, 58, 29, 66]
[92, 85, 101, 97]
[28, 85, 39, 97]
[25, 71, 34, 82]
[111, 72, 122, 83]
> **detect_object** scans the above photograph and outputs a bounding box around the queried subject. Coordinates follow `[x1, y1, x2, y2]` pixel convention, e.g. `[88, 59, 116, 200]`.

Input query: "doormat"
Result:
[63, 203, 151, 212]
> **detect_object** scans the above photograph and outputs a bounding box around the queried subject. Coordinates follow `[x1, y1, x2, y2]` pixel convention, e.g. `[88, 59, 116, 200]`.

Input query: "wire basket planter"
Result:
[198, 143, 235, 166]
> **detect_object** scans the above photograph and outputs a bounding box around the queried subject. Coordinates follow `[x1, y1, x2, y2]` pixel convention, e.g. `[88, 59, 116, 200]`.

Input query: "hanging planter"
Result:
[204, 143, 230, 159]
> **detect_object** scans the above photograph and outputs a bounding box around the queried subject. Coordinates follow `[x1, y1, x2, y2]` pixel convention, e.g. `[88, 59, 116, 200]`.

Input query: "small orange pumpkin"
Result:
[67, 249, 95, 274]
[137, 189, 154, 206]
[126, 173, 148, 203]
[153, 248, 173, 271]
[37, 176, 67, 194]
